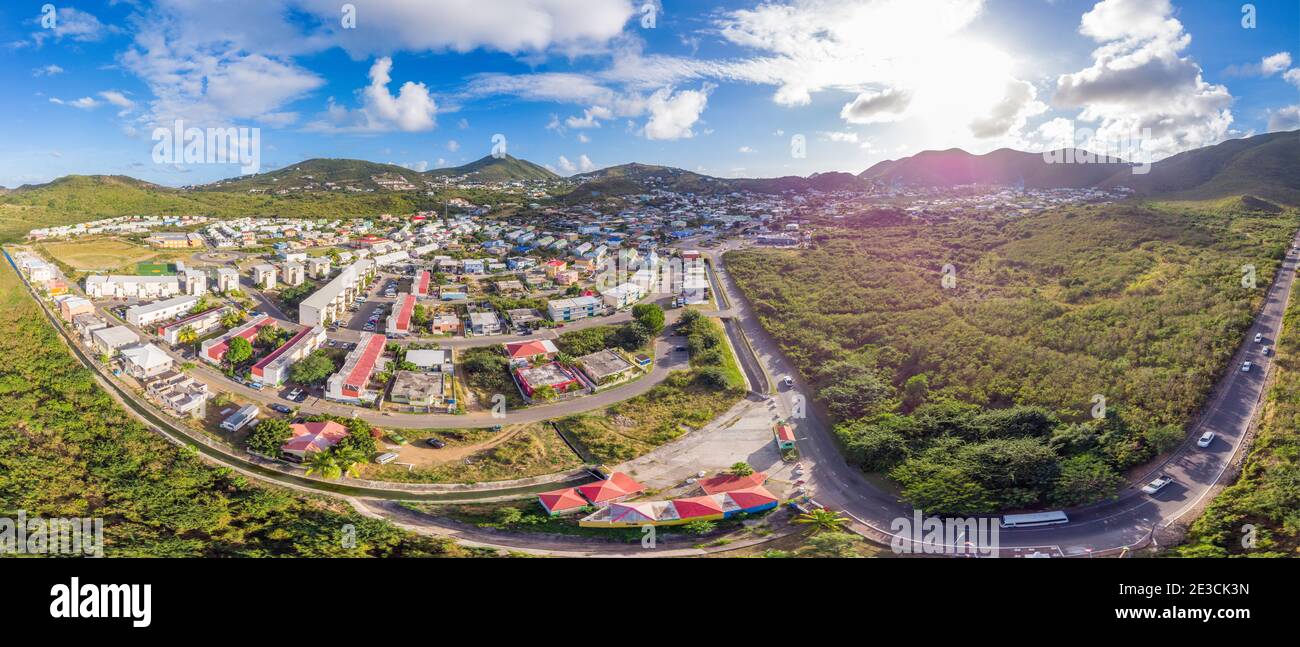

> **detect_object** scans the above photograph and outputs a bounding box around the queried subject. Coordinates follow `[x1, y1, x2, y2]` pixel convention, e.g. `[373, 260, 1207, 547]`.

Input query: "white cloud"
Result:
[578, 154, 595, 172]
[738, 146, 755, 153]
[306, 57, 436, 132]
[565, 105, 613, 128]
[1052, 0, 1233, 158]
[1267, 105, 1300, 133]
[1260, 52, 1293, 76]
[557, 155, 576, 173]
[577, 132, 591, 143]
[968, 79, 1046, 139]
[643, 85, 711, 140]
[32, 64, 63, 77]
[50, 96, 100, 109]
[28, 7, 111, 47]
[402, 160, 431, 172]
[457, 118, 470, 129]
[448, 139, 460, 152]
[1285, 68, 1300, 88]
[819, 131, 859, 143]
[99, 90, 136, 116]
[840, 89, 911, 124]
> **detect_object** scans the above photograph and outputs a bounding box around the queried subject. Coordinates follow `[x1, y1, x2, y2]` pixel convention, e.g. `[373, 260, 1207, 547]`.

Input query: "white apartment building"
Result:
[125, 294, 201, 328]
[252, 264, 277, 290]
[298, 259, 375, 327]
[85, 275, 181, 300]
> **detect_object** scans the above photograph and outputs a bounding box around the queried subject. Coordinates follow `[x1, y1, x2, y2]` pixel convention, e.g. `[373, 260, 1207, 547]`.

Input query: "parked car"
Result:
[1263, 346, 1272, 356]
[425, 437, 446, 449]
[375, 452, 399, 465]
[1254, 333, 1263, 343]
[269, 404, 292, 415]
[1197, 431, 1215, 448]
[1141, 475, 1174, 495]
[285, 388, 302, 401]
[1242, 361, 1253, 372]
[782, 375, 795, 388]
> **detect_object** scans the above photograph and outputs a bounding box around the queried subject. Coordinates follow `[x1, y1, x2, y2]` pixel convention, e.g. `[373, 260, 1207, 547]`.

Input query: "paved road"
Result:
[703, 233, 1300, 557]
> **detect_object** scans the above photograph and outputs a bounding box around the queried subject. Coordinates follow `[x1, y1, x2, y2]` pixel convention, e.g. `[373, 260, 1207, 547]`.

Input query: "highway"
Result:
[703, 232, 1300, 557]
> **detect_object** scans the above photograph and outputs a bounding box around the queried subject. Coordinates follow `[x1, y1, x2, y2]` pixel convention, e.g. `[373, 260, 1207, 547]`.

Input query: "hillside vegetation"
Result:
[0, 259, 467, 557]
[726, 201, 1299, 514]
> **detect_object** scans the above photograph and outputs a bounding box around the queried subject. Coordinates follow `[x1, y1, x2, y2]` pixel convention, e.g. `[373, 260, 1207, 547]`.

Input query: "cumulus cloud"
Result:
[578, 154, 595, 172]
[557, 155, 576, 173]
[26, 7, 111, 47]
[307, 58, 436, 132]
[1267, 105, 1300, 133]
[32, 64, 63, 77]
[738, 146, 755, 153]
[968, 79, 1046, 139]
[1052, 0, 1233, 158]
[565, 105, 613, 128]
[643, 85, 711, 140]
[840, 88, 911, 124]
[1285, 68, 1300, 88]
[819, 131, 860, 143]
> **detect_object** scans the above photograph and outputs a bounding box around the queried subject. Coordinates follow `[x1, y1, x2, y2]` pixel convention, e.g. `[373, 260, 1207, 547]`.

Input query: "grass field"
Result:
[137, 261, 177, 275]
[39, 238, 176, 273]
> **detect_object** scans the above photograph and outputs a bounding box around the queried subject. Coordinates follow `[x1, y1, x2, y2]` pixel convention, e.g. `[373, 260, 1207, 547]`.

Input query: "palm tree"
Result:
[729, 462, 755, 477]
[176, 325, 198, 347]
[332, 447, 367, 479]
[794, 508, 849, 535]
[304, 451, 342, 479]
[221, 309, 246, 329]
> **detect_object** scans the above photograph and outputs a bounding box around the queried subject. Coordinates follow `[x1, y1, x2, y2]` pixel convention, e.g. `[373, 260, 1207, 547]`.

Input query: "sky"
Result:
[0, 0, 1296, 188]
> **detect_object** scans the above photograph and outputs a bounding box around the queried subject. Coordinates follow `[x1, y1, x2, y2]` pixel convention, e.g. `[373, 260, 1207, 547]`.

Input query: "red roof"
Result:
[504, 339, 557, 360]
[394, 294, 415, 331]
[343, 333, 386, 393]
[724, 486, 778, 510]
[252, 326, 315, 377]
[537, 487, 588, 514]
[775, 423, 795, 442]
[281, 421, 348, 454]
[415, 271, 430, 296]
[699, 472, 768, 495]
[205, 317, 274, 361]
[576, 471, 646, 504]
[671, 496, 726, 519]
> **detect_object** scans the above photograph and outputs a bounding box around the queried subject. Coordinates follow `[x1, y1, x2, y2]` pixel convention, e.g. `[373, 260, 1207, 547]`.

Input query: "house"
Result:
[600, 283, 644, 310]
[468, 311, 502, 336]
[85, 275, 181, 299]
[251, 325, 326, 386]
[125, 294, 200, 328]
[92, 325, 141, 356]
[554, 269, 580, 285]
[280, 420, 348, 461]
[430, 313, 460, 334]
[119, 343, 175, 379]
[504, 339, 558, 367]
[514, 362, 581, 398]
[325, 332, 387, 403]
[405, 349, 453, 372]
[699, 471, 768, 495]
[386, 293, 416, 336]
[73, 313, 108, 342]
[543, 259, 568, 277]
[505, 308, 543, 328]
[575, 472, 646, 505]
[547, 296, 602, 322]
[774, 422, 796, 450]
[251, 264, 277, 290]
[214, 267, 240, 293]
[219, 404, 259, 432]
[58, 296, 95, 322]
[462, 259, 486, 275]
[413, 270, 431, 297]
[158, 306, 225, 345]
[281, 262, 305, 287]
[495, 279, 525, 294]
[577, 485, 778, 528]
[144, 370, 209, 418]
[537, 487, 590, 516]
[577, 349, 636, 384]
[201, 315, 275, 364]
[389, 370, 449, 409]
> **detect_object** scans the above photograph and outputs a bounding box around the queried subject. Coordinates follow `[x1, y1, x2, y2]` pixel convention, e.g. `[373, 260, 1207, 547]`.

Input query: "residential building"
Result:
[505, 308, 543, 328]
[200, 315, 275, 364]
[214, 267, 240, 293]
[468, 310, 502, 336]
[305, 256, 331, 279]
[85, 275, 181, 300]
[600, 283, 644, 310]
[145, 232, 204, 248]
[58, 296, 95, 322]
[250, 325, 326, 386]
[182, 268, 207, 295]
[298, 259, 374, 327]
[220, 404, 260, 432]
[514, 362, 581, 398]
[144, 370, 209, 418]
[577, 349, 636, 384]
[281, 262, 305, 287]
[430, 313, 460, 334]
[252, 264, 277, 290]
[413, 270, 431, 297]
[280, 421, 348, 461]
[405, 349, 453, 372]
[73, 313, 108, 342]
[389, 370, 449, 409]
[386, 293, 416, 336]
[119, 343, 175, 379]
[547, 296, 602, 322]
[578, 486, 778, 528]
[91, 325, 140, 356]
[126, 294, 200, 328]
[504, 339, 558, 367]
[326, 332, 387, 403]
[158, 306, 225, 345]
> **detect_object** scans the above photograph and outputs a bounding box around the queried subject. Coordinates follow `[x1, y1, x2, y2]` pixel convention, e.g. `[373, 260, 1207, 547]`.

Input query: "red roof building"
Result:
[670, 495, 726, 519]
[414, 270, 431, 297]
[326, 332, 387, 402]
[504, 339, 559, 365]
[537, 487, 589, 515]
[386, 293, 416, 335]
[575, 471, 646, 504]
[281, 421, 349, 459]
[722, 486, 779, 511]
[200, 315, 275, 364]
[699, 471, 769, 495]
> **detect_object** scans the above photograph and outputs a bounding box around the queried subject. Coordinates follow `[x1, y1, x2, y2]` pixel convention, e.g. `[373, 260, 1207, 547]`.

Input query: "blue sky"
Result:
[0, 0, 1296, 188]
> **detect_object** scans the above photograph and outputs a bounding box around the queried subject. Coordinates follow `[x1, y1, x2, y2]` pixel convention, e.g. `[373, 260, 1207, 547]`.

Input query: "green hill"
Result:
[1101, 130, 1300, 205]
[858, 147, 1132, 188]
[199, 158, 430, 193]
[427, 155, 558, 182]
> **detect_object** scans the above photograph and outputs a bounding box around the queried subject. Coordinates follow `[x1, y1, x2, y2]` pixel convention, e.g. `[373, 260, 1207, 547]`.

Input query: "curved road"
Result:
[705, 232, 1300, 557]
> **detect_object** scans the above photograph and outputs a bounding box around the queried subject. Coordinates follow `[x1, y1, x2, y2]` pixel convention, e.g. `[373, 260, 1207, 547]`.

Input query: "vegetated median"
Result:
[726, 200, 1300, 515]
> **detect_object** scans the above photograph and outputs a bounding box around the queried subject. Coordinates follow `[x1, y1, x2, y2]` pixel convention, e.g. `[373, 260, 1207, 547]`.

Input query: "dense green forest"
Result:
[0, 260, 467, 557]
[727, 201, 1299, 514]
[1176, 282, 1300, 557]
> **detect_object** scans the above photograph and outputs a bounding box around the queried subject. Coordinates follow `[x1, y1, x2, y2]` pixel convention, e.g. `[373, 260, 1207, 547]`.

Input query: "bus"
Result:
[1000, 511, 1069, 529]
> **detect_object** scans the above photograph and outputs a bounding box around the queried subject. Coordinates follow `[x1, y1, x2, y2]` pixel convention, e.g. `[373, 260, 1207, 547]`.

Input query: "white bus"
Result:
[1000, 511, 1069, 528]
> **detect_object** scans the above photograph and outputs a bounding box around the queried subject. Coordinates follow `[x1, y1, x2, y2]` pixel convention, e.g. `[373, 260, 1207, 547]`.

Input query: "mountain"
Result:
[426, 154, 558, 182]
[1099, 130, 1300, 205]
[858, 147, 1132, 188]
[567, 163, 722, 201]
[200, 159, 429, 193]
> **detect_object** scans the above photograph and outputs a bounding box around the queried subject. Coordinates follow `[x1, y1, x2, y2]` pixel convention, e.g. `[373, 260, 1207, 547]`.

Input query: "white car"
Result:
[1197, 431, 1215, 448]
[1254, 333, 1263, 343]
[1242, 361, 1253, 372]
[1141, 475, 1174, 495]
[781, 375, 795, 388]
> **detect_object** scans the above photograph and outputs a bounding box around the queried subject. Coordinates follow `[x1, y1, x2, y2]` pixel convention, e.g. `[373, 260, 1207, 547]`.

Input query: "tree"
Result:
[679, 308, 702, 326]
[902, 374, 929, 410]
[1050, 454, 1125, 507]
[304, 451, 342, 479]
[256, 324, 286, 348]
[246, 418, 292, 457]
[176, 325, 198, 347]
[693, 366, 733, 390]
[225, 336, 254, 366]
[332, 447, 367, 479]
[614, 321, 651, 351]
[290, 351, 336, 386]
[683, 519, 716, 535]
[632, 303, 665, 335]
[221, 310, 246, 329]
[339, 418, 378, 455]
[794, 508, 848, 534]
[728, 462, 754, 477]
[531, 384, 558, 401]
